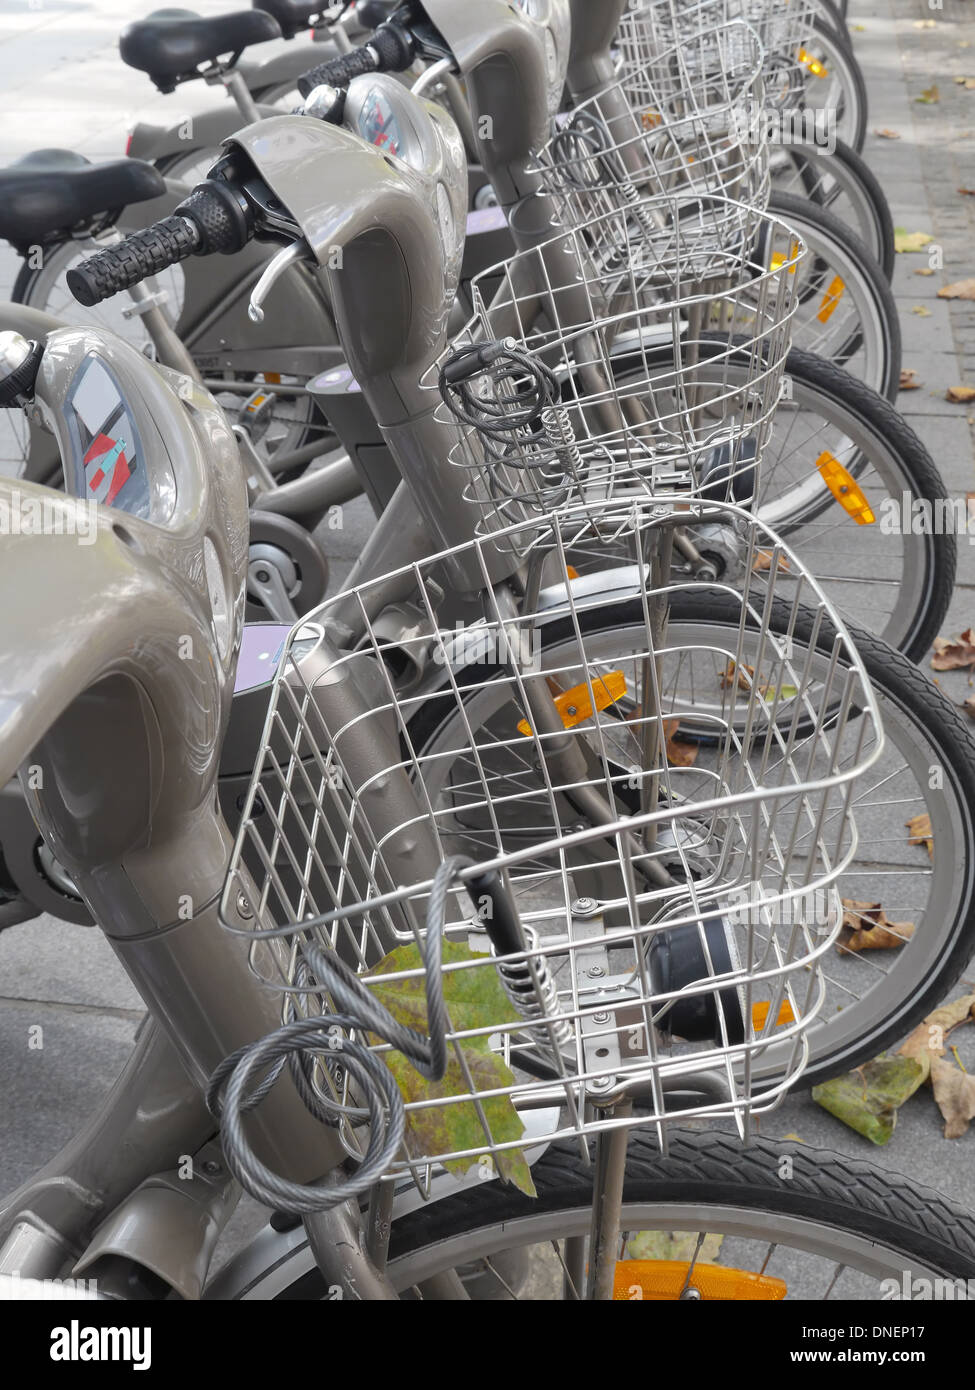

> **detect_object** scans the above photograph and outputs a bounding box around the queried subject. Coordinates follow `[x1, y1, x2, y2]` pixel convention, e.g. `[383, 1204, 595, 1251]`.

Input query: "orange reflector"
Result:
[566, 565, 579, 580]
[770, 242, 800, 275]
[262, 372, 282, 385]
[246, 394, 269, 412]
[817, 275, 845, 323]
[517, 670, 626, 737]
[815, 452, 875, 524]
[614, 1260, 787, 1301]
[752, 1000, 797, 1030]
[798, 46, 828, 77]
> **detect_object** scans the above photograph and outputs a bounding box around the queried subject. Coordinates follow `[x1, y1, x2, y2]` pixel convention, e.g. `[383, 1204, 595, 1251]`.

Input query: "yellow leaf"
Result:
[894, 228, 934, 253]
[946, 385, 975, 402]
[914, 267, 936, 276]
[911, 305, 932, 316]
[916, 85, 940, 104]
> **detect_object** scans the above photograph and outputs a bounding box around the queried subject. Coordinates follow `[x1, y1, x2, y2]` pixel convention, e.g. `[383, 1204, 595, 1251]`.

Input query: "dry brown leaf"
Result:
[752, 549, 790, 573]
[898, 993, 975, 1073]
[960, 189, 975, 197]
[905, 812, 934, 858]
[840, 923, 916, 953]
[916, 85, 940, 104]
[938, 279, 975, 300]
[930, 1055, 975, 1138]
[899, 368, 922, 391]
[837, 899, 915, 955]
[662, 718, 699, 768]
[874, 127, 901, 139]
[947, 385, 975, 402]
[932, 628, 975, 669]
[719, 661, 754, 691]
[914, 267, 936, 277]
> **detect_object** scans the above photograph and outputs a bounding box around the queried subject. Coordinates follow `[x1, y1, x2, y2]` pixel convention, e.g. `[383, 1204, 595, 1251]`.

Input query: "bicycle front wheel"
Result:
[232, 1130, 975, 1299]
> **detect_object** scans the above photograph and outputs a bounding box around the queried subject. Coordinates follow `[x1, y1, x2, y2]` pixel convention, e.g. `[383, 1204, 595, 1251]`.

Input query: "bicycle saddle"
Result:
[253, 0, 332, 40]
[0, 151, 166, 252]
[120, 8, 282, 92]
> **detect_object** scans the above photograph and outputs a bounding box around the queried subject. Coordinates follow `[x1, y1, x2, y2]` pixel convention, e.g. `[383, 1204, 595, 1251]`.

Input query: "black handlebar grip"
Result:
[297, 22, 414, 98]
[67, 215, 201, 308]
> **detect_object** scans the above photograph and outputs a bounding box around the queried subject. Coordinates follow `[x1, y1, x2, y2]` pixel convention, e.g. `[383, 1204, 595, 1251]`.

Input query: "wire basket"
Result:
[428, 202, 803, 557]
[620, 0, 823, 116]
[219, 501, 881, 1201]
[535, 21, 770, 280]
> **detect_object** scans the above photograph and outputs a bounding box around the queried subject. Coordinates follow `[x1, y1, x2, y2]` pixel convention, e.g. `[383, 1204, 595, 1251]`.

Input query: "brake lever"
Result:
[247, 239, 313, 323]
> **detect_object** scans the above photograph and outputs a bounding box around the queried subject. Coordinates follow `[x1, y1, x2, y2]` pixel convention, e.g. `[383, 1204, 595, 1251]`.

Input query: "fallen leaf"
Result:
[874, 127, 900, 139]
[898, 993, 975, 1073]
[853, 23, 865, 31]
[894, 228, 934, 253]
[913, 18, 937, 27]
[966, 79, 975, 91]
[899, 368, 922, 390]
[938, 278, 975, 299]
[662, 717, 699, 767]
[932, 628, 975, 669]
[812, 1056, 927, 1145]
[911, 305, 932, 317]
[947, 385, 975, 402]
[837, 899, 915, 954]
[627, 1231, 723, 1261]
[905, 812, 934, 858]
[719, 661, 754, 691]
[916, 85, 940, 104]
[960, 189, 975, 197]
[931, 1055, 975, 1138]
[914, 267, 936, 276]
[752, 548, 790, 573]
[367, 940, 536, 1197]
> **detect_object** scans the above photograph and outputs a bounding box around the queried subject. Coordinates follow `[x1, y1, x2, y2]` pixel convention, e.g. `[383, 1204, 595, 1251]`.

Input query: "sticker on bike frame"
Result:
[517, 670, 627, 736]
[815, 451, 876, 524]
[64, 355, 153, 519]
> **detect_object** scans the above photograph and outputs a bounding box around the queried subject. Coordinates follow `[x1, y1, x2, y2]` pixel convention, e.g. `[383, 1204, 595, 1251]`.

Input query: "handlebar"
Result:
[67, 182, 255, 308]
[297, 14, 416, 97]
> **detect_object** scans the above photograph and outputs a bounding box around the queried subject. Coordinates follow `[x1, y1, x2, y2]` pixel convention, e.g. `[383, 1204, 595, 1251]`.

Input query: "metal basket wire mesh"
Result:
[536, 20, 770, 273]
[620, 0, 822, 117]
[428, 203, 803, 556]
[220, 501, 881, 1189]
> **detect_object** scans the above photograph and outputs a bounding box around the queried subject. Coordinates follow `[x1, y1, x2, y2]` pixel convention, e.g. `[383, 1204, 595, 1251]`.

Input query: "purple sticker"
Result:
[234, 624, 291, 693]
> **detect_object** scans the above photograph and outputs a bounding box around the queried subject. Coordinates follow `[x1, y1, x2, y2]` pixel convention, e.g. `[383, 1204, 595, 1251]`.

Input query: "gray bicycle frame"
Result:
[0, 0, 651, 1300]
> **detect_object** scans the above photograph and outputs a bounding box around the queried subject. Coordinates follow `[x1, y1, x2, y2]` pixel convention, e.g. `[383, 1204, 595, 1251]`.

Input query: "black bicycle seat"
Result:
[0, 151, 166, 252]
[120, 8, 282, 92]
[254, 0, 331, 40]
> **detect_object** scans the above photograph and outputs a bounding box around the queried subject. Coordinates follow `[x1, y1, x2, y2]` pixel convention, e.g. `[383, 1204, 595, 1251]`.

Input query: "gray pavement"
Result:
[2, 0, 975, 1287]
